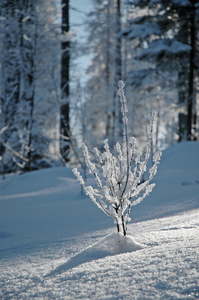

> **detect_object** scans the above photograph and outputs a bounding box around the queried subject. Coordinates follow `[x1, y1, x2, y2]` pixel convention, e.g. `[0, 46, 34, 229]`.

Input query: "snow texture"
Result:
[46, 233, 144, 277]
[0, 141, 199, 299]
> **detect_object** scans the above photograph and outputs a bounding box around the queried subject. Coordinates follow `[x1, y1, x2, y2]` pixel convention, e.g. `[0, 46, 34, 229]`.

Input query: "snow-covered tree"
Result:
[73, 81, 161, 236]
[0, 0, 60, 173]
[123, 0, 199, 142]
[85, 0, 126, 148]
[0, 0, 36, 172]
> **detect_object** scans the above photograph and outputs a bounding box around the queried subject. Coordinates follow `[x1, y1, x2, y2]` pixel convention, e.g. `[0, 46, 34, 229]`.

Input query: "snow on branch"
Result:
[73, 81, 161, 236]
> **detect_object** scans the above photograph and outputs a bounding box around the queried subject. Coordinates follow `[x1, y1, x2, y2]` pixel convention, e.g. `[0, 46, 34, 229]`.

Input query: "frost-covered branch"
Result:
[73, 81, 161, 236]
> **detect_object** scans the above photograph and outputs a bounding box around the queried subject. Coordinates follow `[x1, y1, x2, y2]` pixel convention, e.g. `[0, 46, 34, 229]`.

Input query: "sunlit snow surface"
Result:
[0, 142, 199, 299]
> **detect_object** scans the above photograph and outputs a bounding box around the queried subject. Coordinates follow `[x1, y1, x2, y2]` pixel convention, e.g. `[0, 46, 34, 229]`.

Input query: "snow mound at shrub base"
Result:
[47, 233, 144, 276]
[93, 233, 145, 255]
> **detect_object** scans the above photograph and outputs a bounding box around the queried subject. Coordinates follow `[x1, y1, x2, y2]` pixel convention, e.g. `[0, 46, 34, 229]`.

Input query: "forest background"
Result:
[0, 0, 198, 175]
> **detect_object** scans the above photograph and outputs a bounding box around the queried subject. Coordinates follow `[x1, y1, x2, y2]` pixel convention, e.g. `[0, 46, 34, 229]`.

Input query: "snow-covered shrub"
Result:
[73, 81, 161, 236]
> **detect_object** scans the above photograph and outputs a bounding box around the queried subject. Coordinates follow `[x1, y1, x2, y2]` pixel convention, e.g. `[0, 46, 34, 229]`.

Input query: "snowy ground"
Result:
[0, 142, 199, 299]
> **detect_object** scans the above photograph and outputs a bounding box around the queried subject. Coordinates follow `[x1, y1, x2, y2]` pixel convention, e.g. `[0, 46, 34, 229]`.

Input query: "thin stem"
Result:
[122, 215, 126, 236]
[119, 82, 130, 201]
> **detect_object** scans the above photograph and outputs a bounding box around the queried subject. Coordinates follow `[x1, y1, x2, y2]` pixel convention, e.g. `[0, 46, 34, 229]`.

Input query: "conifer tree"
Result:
[124, 0, 199, 141]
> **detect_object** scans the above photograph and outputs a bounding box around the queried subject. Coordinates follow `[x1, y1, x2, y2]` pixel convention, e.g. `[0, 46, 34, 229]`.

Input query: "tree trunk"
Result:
[105, 1, 112, 139]
[187, 1, 196, 140]
[60, 0, 70, 162]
